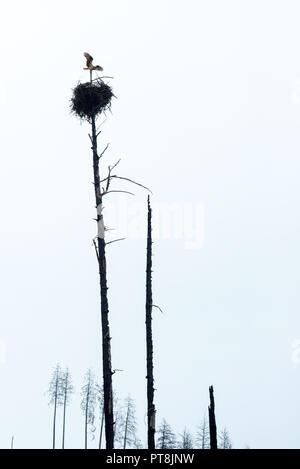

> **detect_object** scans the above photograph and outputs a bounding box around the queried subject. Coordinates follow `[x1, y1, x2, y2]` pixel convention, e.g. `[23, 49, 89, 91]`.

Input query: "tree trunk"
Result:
[123, 406, 129, 449]
[99, 405, 104, 449]
[52, 379, 58, 450]
[208, 385, 218, 449]
[91, 115, 114, 449]
[145, 196, 156, 449]
[62, 385, 67, 449]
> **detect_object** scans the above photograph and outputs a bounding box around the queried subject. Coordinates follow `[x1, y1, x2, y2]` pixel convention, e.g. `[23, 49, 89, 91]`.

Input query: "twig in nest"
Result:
[93, 76, 114, 81]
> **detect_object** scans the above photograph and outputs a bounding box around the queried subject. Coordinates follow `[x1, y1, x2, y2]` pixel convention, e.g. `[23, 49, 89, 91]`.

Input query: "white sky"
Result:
[1, 0, 300, 449]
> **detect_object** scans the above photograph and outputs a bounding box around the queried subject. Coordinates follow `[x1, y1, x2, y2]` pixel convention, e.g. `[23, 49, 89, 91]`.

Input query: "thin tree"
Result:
[208, 385, 218, 449]
[81, 369, 98, 449]
[48, 364, 64, 449]
[72, 55, 115, 449]
[145, 196, 156, 449]
[178, 428, 194, 449]
[157, 419, 177, 449]
[113, 394, 125, 448]
[91, 109, 115, 449]
[219, 428, 232, 449]
[61, 368, 74, 449]
[196, 415, 210, 449]
[120, 395, 138, 449]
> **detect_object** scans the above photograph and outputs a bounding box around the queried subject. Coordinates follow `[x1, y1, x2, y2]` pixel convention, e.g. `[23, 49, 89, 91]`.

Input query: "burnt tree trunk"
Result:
[145, 196, 156, 449]
[91, 115, 114, 449]
[123, 405, 129, 449]
[99, 405, 104, 449]
[208, 385, 218, 449]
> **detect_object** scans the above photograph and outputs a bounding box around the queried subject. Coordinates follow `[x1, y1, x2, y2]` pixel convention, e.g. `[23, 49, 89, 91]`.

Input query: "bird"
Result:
[83, 52, 103, 71]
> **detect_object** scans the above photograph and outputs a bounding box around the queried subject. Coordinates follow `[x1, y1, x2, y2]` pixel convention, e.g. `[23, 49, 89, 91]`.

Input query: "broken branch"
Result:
[99, 143, 110, 160]
[152, 304, 164, 315]
[106, 238, 126, 246]
[92, 239, 99, 262]
[102, 190, 134, 196]
[100, 174, 152, 193]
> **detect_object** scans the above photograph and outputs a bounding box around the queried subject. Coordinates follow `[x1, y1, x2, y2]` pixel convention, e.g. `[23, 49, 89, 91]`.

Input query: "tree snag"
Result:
[145, 196, 156, 449]
[91, 115, 114, 449]
[208, 385, 218, 449]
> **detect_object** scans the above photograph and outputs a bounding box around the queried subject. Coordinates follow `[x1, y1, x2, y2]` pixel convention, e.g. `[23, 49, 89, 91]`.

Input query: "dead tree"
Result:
[120, 395, 138, 449]
[196, 415, 210, 449]
[145, 196, 156, 449]
[48, 364, 64, 450]
[219, 428, 233, 449]
[178, 428, 194, 449]
[81, 369, 97, 449]
[91, 115, 114, 449]
[97, 385, 104, 449]
[157, 419, 177, 449]
[61, 368, 74, 449]
[208, 385, 218, 449]
[71, 69, 115, 449]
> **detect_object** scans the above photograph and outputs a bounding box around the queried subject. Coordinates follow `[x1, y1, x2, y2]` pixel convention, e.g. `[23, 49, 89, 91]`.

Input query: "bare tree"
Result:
[157, 420, 177, 449]
[113, 395, 126, 448]
[145, 196, 156, 449]
[178, 428, 194, 449]
[119, 395, 138, 449]
[196, 416, 210, 449]
[71, 60, 115, 449]
[48, 364, 64, 449]
[97, 384, 118, 449]
[81, 370, 98, 449]
[208, 385, 218, 449]
[91, 114, 114, 449]
[219, 428, 232, 449]
[61, 368, 74, 449]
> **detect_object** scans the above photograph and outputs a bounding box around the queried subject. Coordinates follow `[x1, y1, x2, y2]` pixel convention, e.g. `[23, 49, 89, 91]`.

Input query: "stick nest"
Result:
[71, 79, 113, 121]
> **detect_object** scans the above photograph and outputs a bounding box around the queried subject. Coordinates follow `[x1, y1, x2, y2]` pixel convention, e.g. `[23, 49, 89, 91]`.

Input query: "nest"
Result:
[71, 79, 113, 121]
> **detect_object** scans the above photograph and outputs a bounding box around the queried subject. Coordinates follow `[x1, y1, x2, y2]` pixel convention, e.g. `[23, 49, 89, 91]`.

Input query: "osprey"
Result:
[83, 52, 103, 72]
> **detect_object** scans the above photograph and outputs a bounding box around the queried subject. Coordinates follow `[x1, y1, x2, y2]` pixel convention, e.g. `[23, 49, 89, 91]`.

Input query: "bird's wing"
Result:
[84, 52, 93, 67]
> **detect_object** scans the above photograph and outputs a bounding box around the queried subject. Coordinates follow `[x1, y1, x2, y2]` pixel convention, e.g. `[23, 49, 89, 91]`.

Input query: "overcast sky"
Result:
[0, 0, 300, 449]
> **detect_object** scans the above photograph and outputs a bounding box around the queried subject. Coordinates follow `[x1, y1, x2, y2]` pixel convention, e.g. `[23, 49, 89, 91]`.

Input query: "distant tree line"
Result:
[47, 365, 232, 449]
